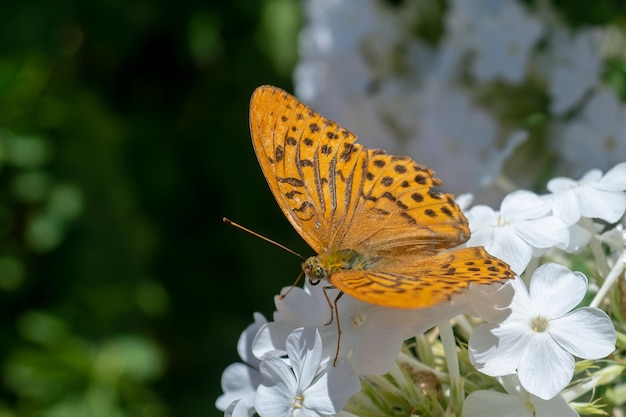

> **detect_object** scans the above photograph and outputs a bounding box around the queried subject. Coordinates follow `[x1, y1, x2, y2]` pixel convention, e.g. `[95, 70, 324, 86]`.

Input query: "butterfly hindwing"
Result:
[329, 247, 515, 308]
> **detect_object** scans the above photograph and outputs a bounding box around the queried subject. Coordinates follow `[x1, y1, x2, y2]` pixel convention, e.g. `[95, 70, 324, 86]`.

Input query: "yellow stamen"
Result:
[532, 316, 549, 332]
[292, 395, 304, 408]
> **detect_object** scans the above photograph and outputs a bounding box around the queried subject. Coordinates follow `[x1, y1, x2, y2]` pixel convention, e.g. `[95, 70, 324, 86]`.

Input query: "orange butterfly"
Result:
[249, 85, 513, 321]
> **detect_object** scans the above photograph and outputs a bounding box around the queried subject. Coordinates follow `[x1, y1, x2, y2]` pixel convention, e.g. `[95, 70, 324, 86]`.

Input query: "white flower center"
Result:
[351, 312, 366, 327]
[496, 215, 508, 227]
[531, 315, 549, 332]
[292, 394, 304, 409]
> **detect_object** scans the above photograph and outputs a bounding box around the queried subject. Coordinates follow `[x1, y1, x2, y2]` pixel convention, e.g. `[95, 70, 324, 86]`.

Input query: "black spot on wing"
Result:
[277, 177, 304, 187]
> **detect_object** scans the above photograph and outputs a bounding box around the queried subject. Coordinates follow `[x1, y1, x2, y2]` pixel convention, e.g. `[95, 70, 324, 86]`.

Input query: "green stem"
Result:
[581, 217, 610, 278]
[439, 320, 463, 416]
[590, 252, 625, 308]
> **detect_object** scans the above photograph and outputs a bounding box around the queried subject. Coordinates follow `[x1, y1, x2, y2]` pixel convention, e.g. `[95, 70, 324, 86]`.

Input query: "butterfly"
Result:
[248, 85, 514, 346]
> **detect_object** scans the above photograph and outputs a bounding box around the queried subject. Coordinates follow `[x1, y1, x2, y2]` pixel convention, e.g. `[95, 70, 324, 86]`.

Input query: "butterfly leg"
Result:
[332, 291, 345, 367]
[322, 286, 345, 367]
[321, 285, 336, 325]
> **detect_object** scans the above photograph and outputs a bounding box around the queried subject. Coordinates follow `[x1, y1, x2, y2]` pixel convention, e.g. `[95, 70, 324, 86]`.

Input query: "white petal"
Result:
[463, 390, 528, 417]
[599, 162, 626, 190]
[256, 358, 298, 417]
[237, 313, 267, 367]
[286, 328, 323, 389]
[506, 277, 537, 323]
[465, 225, 496, 250]
[334, 305, 425, 375]
[513, 216, 569, 248]
[216, 362, 261, 412]
[300, 408, 325, 417]
[411, 301, 466, 334]
[579, 168, 603, 182]
[528, 264, 587, 318]
[252, 322, 290, 359]
[517, 333, 574, 400]
[501, 190, 551, 219]
[275, 286, 328, 327]
[532, 393, 581, 417]
[304, 359, 360, 415]
[550, 307, 616, 359]
[561, 223, 591, 252]
[577, 185, 626, 222]
[499, 374, 526, 396]
[258, 358, 297, 391]
[469, 322, 531, 376]
[486, 225, 533, 275]
[547, 176, 577, 193]
[550, 189, 581, 225]
[224, 400, 254, 417]
[466, 205, 498, 229]
[467, 281, 515, 322]
[456, 193, 474, 211]
[350, 323, 405, 375]
[498, 373, 579, 416]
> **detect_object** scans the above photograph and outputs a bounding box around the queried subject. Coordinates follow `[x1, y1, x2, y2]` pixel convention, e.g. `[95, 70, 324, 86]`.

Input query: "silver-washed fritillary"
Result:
[249, 85, 514, 311]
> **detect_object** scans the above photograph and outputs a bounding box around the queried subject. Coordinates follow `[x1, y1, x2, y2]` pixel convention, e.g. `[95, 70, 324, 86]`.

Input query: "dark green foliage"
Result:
[0, 1, 299, 415]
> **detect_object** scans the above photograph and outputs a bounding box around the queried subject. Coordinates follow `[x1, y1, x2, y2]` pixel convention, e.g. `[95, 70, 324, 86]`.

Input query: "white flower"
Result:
[446, 0, 511, 51]
[474, 130, 527, 190]
[465, 190, 569, 274]
[599, 222, 625, 254]
[253, 285, 330, 361]
[255, 327, 361, 417]
[465, 280, 515, 322]
[547, 29, 604, 116]
[329, 292, 421, 375]
[463, 375, 580, 417]
[216, 313, 267, 415]
[467, 0, 544, 83]
[224, 400, 254, 417]
[254, 281, 448, 376]
[555, 88, 626, 176]
[406, 84, 498, 196]
[336, 291, 475, 375]
[295, 0, 383, 102]
[469, 263, 616, 400]
[546, 162, 626, 225]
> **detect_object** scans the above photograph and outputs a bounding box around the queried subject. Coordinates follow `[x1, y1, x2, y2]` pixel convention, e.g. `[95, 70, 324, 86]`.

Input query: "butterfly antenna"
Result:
[278, 270, 304, 300]
[223, 217, 305, 259]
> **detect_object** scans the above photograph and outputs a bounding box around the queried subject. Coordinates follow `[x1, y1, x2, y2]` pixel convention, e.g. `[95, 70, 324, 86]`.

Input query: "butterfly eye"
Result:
[314, 265, 326, 280]
[303, 258, 327, 280]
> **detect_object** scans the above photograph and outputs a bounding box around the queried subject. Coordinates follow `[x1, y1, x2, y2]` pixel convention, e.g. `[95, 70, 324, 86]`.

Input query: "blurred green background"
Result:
[2, 1, 625, 416]
[0, 1, 305, 416]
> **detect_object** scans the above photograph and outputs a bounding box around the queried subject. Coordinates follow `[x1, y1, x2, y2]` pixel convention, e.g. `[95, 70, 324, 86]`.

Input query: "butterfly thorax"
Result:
[303, 249, 377, 283]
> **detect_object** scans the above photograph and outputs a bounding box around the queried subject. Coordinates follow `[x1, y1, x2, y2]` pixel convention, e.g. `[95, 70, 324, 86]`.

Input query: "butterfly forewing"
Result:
[250, 85, 368, 254]
[249, 85, 514, 310]
[339, 150, 470, 255]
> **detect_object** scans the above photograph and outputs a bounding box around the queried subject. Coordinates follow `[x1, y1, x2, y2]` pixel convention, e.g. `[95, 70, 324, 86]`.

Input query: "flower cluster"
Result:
[218, 0, 626, 415]
[217, 162, 625, 417]
[294, 0, 626, 201]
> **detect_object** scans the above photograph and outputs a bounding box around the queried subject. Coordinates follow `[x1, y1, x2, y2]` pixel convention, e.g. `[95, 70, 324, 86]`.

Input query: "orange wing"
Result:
[250, 86, 368, 254]
[329, 247, 515, 308]
[336, 149, 469, 256]
[249, 85, 469, 256]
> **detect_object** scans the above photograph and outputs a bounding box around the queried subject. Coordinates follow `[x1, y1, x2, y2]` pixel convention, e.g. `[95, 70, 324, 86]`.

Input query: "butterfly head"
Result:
[303, 256, 328, 283]
[303, 249, 375, 285]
